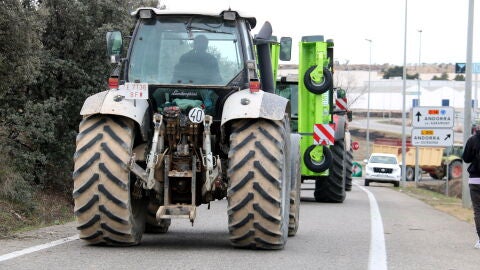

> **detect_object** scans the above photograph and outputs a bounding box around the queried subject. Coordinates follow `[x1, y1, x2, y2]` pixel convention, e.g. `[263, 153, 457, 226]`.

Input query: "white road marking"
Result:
[355, 182, 388, 270]
[0, 235, 79, 263]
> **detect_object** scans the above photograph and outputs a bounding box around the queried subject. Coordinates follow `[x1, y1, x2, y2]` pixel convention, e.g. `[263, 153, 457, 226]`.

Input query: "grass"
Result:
[396, 183, 474, 224]
[0, 190, 74, 238]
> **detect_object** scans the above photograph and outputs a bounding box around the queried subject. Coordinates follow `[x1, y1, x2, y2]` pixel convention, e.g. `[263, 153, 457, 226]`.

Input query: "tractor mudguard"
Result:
[79, 90, 149, 140]
[220, 89, 290, 126]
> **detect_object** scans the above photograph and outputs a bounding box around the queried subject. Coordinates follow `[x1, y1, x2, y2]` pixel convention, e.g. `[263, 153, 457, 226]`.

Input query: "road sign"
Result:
[412, 106, 454, 128]
[352, 141, 360, 151]
[352, 162, 362, 177]
[455, 62, 480, 74]
[455, 63, 466, 73]
[411, 128, 454, 146]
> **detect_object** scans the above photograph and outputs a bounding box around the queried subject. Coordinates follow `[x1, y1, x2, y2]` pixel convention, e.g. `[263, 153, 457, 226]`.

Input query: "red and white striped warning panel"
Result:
[335, 98, 347, 111]
[313, 124, 335, 145]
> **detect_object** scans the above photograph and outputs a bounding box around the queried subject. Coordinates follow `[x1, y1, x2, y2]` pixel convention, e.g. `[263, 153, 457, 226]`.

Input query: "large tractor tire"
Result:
[288, 134, 301, 237]
[314, 139, 346, 203]
[73, 116, 146, 246]
[345, 147, 353, 192]
[227, 118, 290, 250]
[145, 201, 170, 233]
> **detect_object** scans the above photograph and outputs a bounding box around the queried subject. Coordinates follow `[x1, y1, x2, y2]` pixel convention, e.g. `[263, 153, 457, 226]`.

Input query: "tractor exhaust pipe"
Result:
[254, 22, 274, 93]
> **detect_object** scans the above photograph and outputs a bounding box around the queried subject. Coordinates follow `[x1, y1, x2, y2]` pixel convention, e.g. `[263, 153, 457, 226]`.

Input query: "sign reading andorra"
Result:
[411, 106, 454, 128]
[411, 128, 454, 147]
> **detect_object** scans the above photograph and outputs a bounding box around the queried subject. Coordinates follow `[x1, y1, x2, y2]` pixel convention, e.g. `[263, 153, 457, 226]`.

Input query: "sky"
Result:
[160, 0, 479, 65]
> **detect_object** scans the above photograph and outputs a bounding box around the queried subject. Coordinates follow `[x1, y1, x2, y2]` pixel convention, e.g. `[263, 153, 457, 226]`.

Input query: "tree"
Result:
[382, 66, 418, 79]
[454, 74, 465, 81]
[1, 0, 137, 195]
[432, 72, 449, 80]
[0, 0, 44, 200]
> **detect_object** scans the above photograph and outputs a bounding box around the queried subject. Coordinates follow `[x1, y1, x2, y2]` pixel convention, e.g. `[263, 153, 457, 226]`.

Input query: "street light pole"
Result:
[463, 0, 474, 208]
[365, 38, 372, 159]
[401, 0, 408, 186]
[417, 30, 422, 94]
[415, 29, 422, 184]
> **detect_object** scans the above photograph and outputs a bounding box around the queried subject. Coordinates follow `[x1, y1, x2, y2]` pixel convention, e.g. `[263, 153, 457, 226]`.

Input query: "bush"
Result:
[0, 154, 33, 207]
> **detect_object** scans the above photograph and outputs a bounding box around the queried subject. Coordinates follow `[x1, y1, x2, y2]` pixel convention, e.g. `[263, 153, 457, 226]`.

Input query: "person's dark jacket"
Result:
[462, 133, 480, 178]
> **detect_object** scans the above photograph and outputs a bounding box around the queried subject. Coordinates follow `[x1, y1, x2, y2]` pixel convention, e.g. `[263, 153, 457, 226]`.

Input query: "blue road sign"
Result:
[455, 63, 480, 74]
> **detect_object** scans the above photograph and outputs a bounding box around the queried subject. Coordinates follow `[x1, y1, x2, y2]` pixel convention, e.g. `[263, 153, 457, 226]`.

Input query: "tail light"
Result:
[249, 81, 260, 93]
[108, 77, 119, 89]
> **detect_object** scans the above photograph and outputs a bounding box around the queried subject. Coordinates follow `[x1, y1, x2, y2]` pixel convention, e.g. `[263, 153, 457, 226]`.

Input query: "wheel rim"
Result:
[310, 146, 325, 165]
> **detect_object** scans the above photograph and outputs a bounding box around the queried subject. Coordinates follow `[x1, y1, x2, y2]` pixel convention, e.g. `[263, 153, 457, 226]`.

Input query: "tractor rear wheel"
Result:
[314, 139, 346, 203]
[227, 119, 290, 249]
[288, 134, 301, 236]
[345, 147, 353, 191]
[73, 116, 146, 246]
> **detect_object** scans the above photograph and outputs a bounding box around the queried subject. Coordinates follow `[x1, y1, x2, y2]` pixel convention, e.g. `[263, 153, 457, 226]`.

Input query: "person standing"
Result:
[462, 126, 480, 249]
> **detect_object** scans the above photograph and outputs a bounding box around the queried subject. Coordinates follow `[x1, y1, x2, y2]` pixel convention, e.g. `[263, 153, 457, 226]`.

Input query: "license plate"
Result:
[122, 82, 148, 99]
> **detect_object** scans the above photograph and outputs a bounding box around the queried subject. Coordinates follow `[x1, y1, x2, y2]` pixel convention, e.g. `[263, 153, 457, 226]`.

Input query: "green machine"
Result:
[276, 36, 352, 203]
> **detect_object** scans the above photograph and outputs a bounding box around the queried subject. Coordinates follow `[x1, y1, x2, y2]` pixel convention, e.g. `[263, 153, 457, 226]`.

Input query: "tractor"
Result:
[72, 5, 300, 250]
[275, 36, 352, 203]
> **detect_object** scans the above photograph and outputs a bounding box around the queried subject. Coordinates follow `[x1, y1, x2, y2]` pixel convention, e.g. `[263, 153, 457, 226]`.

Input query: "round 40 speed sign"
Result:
[188, 107, 205, 123]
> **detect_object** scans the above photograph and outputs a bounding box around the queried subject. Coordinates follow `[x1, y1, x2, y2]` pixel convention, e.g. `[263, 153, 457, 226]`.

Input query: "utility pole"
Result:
[365, 39, 372, 159]
[463, 0, 474, 208]
[414, 29, 422, 185]
[401, 0, 408, 186]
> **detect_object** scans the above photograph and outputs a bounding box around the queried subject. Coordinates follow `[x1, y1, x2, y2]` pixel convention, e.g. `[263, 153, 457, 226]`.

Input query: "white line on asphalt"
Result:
[0, 235, 79, 263]
[355, 182, 388, 270]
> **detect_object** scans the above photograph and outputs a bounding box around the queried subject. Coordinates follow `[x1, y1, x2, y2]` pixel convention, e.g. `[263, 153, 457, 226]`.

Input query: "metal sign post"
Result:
[445, 147, 451, 196]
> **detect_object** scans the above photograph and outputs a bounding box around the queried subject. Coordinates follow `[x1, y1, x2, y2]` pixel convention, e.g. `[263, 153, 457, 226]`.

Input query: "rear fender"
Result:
[80, 90, 149, 141]
[221, 89, 290, 126]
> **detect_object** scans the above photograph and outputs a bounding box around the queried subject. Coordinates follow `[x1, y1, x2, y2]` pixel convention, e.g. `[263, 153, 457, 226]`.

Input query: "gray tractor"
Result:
[72, 6, 300, 250]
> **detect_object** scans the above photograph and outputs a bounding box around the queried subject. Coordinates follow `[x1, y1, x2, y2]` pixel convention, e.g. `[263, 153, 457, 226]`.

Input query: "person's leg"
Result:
[469, 184, 480, 241]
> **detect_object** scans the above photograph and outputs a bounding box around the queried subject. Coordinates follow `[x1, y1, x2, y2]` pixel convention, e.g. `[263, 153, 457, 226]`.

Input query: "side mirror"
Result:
[279, 37, 292, 61]
[106, 31, 123, 63]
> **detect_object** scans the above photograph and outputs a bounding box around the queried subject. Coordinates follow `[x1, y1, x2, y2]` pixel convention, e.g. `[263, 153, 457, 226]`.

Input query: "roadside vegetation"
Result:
[0, 0, 158, 238]
[398, 184, 474, 224]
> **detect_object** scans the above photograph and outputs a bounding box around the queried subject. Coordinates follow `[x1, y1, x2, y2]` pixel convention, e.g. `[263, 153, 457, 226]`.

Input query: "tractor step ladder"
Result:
[156, 155, 197, 224]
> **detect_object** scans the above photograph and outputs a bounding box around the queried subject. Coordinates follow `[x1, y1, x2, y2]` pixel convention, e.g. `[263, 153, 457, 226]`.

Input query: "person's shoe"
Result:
[474, 240, 480, 249]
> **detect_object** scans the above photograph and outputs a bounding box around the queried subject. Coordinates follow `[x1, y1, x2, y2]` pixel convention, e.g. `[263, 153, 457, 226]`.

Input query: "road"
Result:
[1, 179, 479, 270]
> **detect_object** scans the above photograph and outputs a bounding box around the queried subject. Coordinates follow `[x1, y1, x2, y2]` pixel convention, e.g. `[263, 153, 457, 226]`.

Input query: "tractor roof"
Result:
[131, 6, 257, 28]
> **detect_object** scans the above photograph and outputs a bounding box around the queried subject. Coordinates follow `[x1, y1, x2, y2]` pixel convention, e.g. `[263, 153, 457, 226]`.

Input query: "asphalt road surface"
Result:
[1, 179, 479, 270]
